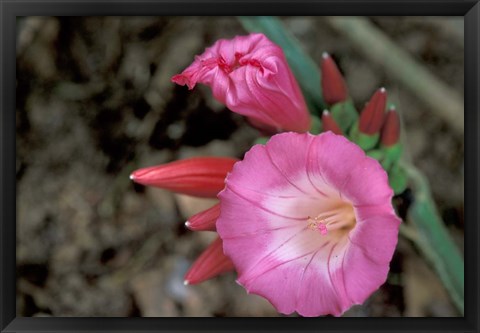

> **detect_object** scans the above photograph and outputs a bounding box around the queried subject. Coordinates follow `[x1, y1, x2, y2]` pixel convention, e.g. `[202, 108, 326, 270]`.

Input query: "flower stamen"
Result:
[307, 204, 356, 236]
[307, 216, 328, 235]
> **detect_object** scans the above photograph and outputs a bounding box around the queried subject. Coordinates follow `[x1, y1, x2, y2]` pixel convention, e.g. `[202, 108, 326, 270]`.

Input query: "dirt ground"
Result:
[16, 16, 464, 317]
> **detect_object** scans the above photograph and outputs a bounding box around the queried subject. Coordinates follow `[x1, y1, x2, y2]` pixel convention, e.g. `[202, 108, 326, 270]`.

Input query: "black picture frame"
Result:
[2, 1, 478, 332]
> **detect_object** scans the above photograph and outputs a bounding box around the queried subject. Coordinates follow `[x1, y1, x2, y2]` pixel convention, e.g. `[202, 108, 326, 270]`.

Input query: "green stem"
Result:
[402, 162, 464, 315]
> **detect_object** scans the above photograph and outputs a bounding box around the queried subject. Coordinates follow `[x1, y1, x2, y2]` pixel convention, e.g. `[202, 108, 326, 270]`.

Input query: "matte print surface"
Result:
[16, 17, 464, 317]
[1, 1, 479, 332]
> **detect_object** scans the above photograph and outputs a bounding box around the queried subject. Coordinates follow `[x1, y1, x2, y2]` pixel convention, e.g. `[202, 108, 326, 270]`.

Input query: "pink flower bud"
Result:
[359, 88, 387, 135]
[185, 203, 220, 231]
[321, 52, 348, 105]
[130, 157, 237, 198]
[184, 237, 234, 285]
[172, 33, 311, 133]
[321, 110, 343, 135]
[381, 106, 401, 146]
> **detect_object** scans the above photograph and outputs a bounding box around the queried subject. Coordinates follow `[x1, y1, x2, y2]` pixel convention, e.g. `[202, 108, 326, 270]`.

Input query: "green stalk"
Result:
[403, 162, 464, 315]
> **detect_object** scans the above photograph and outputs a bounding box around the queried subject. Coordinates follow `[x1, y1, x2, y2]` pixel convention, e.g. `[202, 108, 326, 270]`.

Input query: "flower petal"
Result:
[341, 156, 394, 206]
[306, 132, 365, 195]
[341, 242, 390, 305]
[295, 238, 351, 316]
[227, 132, 339, 199]
[218, 186, 306, 276]
[350, 205, 401, 264]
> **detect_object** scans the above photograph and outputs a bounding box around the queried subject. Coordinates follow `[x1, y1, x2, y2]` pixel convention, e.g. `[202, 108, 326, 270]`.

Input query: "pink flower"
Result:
[216, 132, 400, 317]
[172, 33, 311, 133]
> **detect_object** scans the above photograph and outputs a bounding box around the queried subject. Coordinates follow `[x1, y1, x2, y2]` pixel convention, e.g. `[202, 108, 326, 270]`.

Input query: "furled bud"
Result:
[381, 106, 400, 147]
[380, 105, 403, 172]
[184, 237, 234, 285]
[321, 110, 343, 135]
[321, 52, 348, 105]
[130, 157, 237, 198]
[172, 33, 311, 133]
[359, 88, 387, 135]
[185, 203, 220, 231]
[350, 88, 388, 150]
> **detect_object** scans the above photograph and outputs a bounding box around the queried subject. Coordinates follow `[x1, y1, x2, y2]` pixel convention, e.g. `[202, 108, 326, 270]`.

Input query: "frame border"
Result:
[2, 1, 478, 332]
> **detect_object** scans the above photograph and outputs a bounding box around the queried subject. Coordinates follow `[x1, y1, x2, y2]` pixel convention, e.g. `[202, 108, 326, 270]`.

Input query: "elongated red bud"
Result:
[321, 52, 348, 105]
[130, 157, 238, 198]
[381, 106, 400, 146]
[184, 237, 234, 285]
[185, 203, 220, 231]
[359, 88, 387, 135]
[321, 110, 343, 135]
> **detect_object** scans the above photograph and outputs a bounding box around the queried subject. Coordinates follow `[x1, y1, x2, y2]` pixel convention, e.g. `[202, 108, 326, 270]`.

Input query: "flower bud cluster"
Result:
[320, 54, 405, 193]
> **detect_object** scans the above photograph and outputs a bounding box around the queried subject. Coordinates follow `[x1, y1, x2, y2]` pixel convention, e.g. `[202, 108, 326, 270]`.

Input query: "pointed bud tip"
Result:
[381, 107, 401, 146]
[128, 157, 237, 197]
[359, 88, 388, 135]
[183, 280, 189, 286]
[321, 53, 348, 105]
[185, 221, 191, 228]
[321, 109, 343, 135]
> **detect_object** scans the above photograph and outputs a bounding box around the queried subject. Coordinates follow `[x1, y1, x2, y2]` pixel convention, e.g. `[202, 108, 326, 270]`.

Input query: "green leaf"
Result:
[366, 149, 384, 161]
[238, 16, 326, 115]
[349, 121, 379, 151]
[381, 143, 403, 171]
[330, 100, 358, 133]
[310, 115, 322, 134]
[254, 137, 270, 145]
[388, 164, 408, 195]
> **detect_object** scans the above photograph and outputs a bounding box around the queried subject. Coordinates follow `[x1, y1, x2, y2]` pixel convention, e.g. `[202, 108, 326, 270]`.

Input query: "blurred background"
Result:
[16, 16, 464, 317]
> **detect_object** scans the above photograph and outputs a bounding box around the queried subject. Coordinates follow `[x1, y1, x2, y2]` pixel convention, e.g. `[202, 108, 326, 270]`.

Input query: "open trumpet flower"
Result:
[216, 132, 401, 317]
